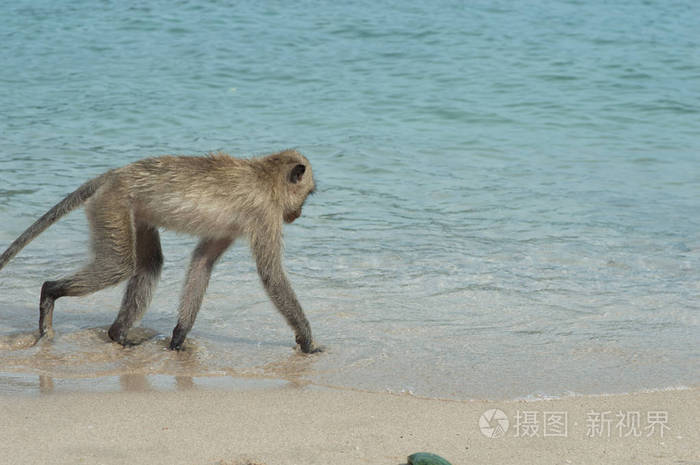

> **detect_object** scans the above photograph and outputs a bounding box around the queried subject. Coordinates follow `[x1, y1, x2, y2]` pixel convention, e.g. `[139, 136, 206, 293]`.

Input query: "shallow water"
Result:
[0, 0, 698, 400]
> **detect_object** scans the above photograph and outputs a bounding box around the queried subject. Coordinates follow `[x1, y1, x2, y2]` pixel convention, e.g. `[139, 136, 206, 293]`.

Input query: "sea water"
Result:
[0, 0, 698, 399]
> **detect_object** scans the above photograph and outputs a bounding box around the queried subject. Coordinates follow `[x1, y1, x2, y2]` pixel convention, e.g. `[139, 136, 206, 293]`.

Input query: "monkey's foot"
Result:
[296, 336, 323, 354]
[39, 328, 55, 339]
[107, 323, 129, 346]
[37, 327, 55, 341]
[168, 340, 184, 351]
[169, 324, 188, 350]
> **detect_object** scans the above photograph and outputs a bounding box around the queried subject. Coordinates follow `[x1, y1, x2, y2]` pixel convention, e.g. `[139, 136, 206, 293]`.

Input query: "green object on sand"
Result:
[407, 452, 452, 465]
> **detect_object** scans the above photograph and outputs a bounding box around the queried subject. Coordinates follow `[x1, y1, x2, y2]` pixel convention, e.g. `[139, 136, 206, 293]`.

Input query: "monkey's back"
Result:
[109, 154, 270, 238]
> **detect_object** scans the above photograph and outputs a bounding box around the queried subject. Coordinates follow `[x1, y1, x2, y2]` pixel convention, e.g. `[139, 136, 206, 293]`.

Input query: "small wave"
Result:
[512, 384, 697, 403]
[0, 332, 40, 351]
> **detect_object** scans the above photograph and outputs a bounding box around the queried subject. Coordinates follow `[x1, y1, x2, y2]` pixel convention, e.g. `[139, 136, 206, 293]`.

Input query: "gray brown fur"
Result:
[1, 149, 318, 352]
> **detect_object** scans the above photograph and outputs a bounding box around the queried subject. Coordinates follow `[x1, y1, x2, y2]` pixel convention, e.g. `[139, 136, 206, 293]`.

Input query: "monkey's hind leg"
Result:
[169, 237, 233, 350]
[107, 225, 163, 345]
[38, 193, 137, 338]
[39, 280, 64, 337]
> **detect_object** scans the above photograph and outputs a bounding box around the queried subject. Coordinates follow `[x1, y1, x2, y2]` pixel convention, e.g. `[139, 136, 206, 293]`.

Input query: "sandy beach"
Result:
[1, 382, 697, 465]
[2, 1, 699, 464]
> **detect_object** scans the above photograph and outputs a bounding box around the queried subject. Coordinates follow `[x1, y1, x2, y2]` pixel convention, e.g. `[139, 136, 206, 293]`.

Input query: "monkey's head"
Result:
[267, 150, 315, 224]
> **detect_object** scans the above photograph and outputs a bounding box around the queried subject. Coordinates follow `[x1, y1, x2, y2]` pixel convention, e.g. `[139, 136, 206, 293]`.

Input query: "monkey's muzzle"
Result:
[284, 208, 302, 223]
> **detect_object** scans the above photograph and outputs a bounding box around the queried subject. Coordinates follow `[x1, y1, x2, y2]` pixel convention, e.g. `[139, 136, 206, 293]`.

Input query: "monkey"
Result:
[0, 149, 319, 353]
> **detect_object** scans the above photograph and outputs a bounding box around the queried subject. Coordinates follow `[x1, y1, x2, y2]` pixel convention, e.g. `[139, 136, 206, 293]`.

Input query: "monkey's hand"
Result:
[296, 334, 323, 354]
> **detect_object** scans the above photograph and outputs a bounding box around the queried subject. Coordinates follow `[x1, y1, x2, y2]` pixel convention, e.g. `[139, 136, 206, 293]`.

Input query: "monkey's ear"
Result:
[289, 164, 306, 184]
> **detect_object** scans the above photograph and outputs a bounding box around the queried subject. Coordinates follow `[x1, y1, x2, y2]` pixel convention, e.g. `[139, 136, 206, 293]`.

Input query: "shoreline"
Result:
[0, 370, 696, 401]
[1, 378, 697, 465]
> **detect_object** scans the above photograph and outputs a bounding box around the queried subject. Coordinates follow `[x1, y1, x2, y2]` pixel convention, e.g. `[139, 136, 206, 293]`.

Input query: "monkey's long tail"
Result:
[0, 174, 108, 271]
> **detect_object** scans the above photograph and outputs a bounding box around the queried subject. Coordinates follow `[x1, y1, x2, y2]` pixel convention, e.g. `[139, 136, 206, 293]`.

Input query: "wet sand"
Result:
[1, 384, 697, 465]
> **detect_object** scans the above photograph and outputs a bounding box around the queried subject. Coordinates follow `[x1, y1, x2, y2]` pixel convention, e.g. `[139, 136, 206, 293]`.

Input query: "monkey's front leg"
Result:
[253, 239, 318, 354]
[169, 237, 233, 350]
[261, 270, 317, 353]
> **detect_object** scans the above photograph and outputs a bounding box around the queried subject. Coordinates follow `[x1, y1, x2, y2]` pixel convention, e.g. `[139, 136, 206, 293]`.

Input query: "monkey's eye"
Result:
[289, 164, 306, 184]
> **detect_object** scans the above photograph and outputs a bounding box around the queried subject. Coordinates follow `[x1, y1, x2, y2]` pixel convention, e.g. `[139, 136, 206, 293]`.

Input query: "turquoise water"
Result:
[0, 0, 698, 399]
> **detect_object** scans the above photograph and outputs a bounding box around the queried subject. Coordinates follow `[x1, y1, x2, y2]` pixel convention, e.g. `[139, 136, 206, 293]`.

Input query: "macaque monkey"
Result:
[0, 149, 319, 353]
